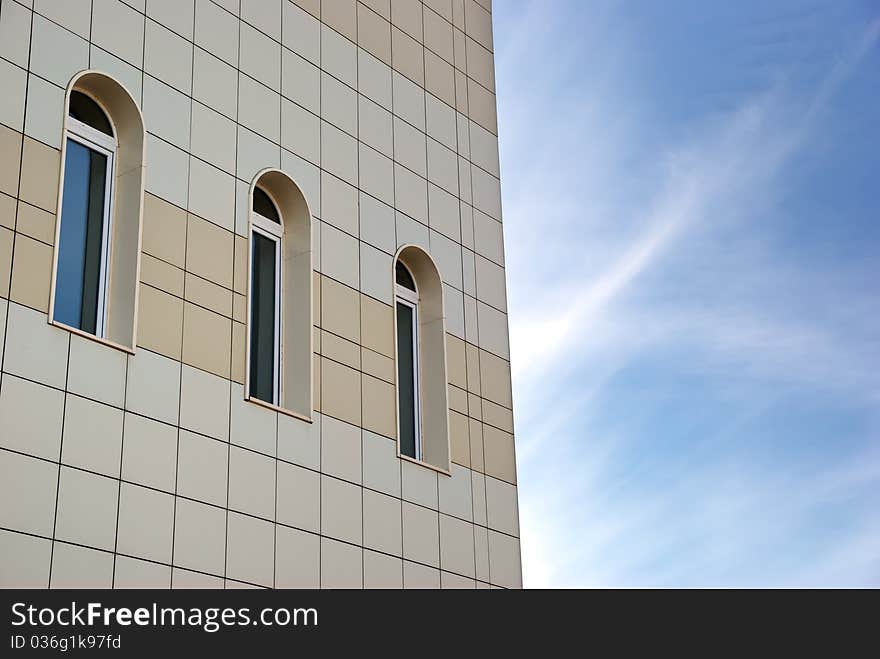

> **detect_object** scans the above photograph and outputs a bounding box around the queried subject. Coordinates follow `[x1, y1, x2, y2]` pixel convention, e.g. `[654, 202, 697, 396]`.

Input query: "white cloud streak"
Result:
[496, 4, 880, 587]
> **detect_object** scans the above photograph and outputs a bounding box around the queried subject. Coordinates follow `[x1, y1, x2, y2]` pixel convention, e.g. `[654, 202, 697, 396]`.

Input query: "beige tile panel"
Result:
[321, 275, 360, 343]
[467, 391, 481, 420]
[363, 549, 403, 588]
[320, 356, 361, 426]
[185, 272, 233, 318]
[391, 0, 423, 41]
[467, 77, 497, 134]
[482, 423, 516, 484]
[358, 2, 391, 64]
[446, 334, 466, 387]
[465, 341, 480, 393]
[479, 348, 511, 408]
[425, 49, 455, 108]
[275, 526, 320, 588]
[276, 461, 320, 533]
[233, 235, 247, 295]
[0, 125, 22, 197]
[313, 350, 321, 411]
[482, 397, 513, 433]
[466, 35, 495, 91]
[292, 0, 320, 20]
[322, 0, 357, 42]
[0, 193, 14, 230]
[361, 0, 391, 21]
[464, 0, 493, 51]
[425, 0, 453, 23]
[454, 68, 468, 114]
[468, 417, 484, 472]
[0, 227, 12, 298]
[0, 529, 51, 588]
[321, 330, 360, 371]
[424, 5, 454, 62]
[403, 560, 440, 588]
[361, 372, 395, 439]
[448, 384, 467, 415]
[312, 270, 321, 325]
[0, 449, 58, 537]
[54, 466, 119, 551]
[50, 542, 113, 589]
[141, 193, 187, 268]
[363, 489, 402, 555]
[114, 556, 171, 588]
[0, 373, 64, 461]
[185, 213, 234, 289]
[488, 530, 522, 589]
[137, 284, 183, 360]
[182, 302, 231, 379]
[321, 475, 362, 545]
[361, 346, 394, 383]
[320, 537, 363, 588]
[10, 233, 51, 312]
[15, 200, 54, 245]
[402, 501, 439, 567]
[19, 137, 59, 213]
[360, 293, 393, 357]
[452, 0, 465, 31]
[391, 26, 424, 86]
[231, 321, 245, 384]
[233, 292, 246, 323]
[140, 253, 184, 297]
[449, 409, 470, 468]
[61, 393, 124, 478]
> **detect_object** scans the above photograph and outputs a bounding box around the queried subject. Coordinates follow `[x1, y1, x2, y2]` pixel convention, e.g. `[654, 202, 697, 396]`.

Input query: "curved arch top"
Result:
[250, 168, 314, 238]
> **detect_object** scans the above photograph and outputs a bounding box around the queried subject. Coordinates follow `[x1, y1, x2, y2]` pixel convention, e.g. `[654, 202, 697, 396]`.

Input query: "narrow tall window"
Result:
[249, 187, 283, 405]
[396, 260, 421, 460]
[54, 91, 116, 336]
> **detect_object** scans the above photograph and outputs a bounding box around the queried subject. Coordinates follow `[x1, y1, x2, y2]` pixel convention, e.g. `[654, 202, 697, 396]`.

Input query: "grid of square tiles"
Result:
[0, 0, 520, 588]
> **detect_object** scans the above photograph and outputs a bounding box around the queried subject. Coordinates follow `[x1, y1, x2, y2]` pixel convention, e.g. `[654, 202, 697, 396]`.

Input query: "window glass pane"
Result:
[55, 139, 108, 334]
[397, 302, 417, 458]
[250, 232, 278, 403]
[253, 187, 281, 224]
[68, 91, 113, 136]
[396, 261, 416, 291]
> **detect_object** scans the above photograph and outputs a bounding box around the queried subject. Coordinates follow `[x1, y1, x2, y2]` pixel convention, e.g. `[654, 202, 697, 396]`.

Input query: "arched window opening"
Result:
[249, 186, 283, 405]
[396, 261, 421, 460]
[245, 170, 313, 421]
[55, 91, 116, 336]
[51, 72, 145, 351]
[393, 246, 451, 472]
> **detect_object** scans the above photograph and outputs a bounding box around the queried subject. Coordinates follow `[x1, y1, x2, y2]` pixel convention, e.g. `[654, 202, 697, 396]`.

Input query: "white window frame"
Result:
[249, 202, 284, 406]
[396, 278, 422, 462]
[61, 115, 116, 338]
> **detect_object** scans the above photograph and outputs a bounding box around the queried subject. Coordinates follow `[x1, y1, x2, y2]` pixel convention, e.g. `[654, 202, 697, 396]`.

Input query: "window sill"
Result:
[398, 452, 452, 477]
[49, 319, 135, 355]
[244, 395, 313, 424]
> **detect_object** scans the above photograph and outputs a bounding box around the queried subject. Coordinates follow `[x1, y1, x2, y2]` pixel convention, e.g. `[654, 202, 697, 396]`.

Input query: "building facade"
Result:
[0, 0, 519, 589]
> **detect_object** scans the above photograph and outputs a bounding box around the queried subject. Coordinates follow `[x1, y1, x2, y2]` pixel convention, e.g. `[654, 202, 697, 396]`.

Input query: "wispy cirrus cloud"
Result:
[495, 1, 880, 587]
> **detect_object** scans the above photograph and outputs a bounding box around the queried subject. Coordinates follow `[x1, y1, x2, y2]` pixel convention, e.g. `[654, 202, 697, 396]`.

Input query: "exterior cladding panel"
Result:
[0, 0, 520, 589]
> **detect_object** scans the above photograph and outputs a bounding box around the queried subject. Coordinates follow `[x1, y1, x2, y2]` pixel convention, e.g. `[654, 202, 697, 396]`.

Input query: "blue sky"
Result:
[493, 0, 880, 587]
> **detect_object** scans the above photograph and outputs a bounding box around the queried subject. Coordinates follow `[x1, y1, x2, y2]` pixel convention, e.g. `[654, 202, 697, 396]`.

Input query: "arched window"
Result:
[394, 246, 451, 472]
[51, 71, 145, 351]
[54, 91, 116, 336]
[249, 187, 283, 404]
[245, 170, 313, 420]
[396, 260, 421, 459]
